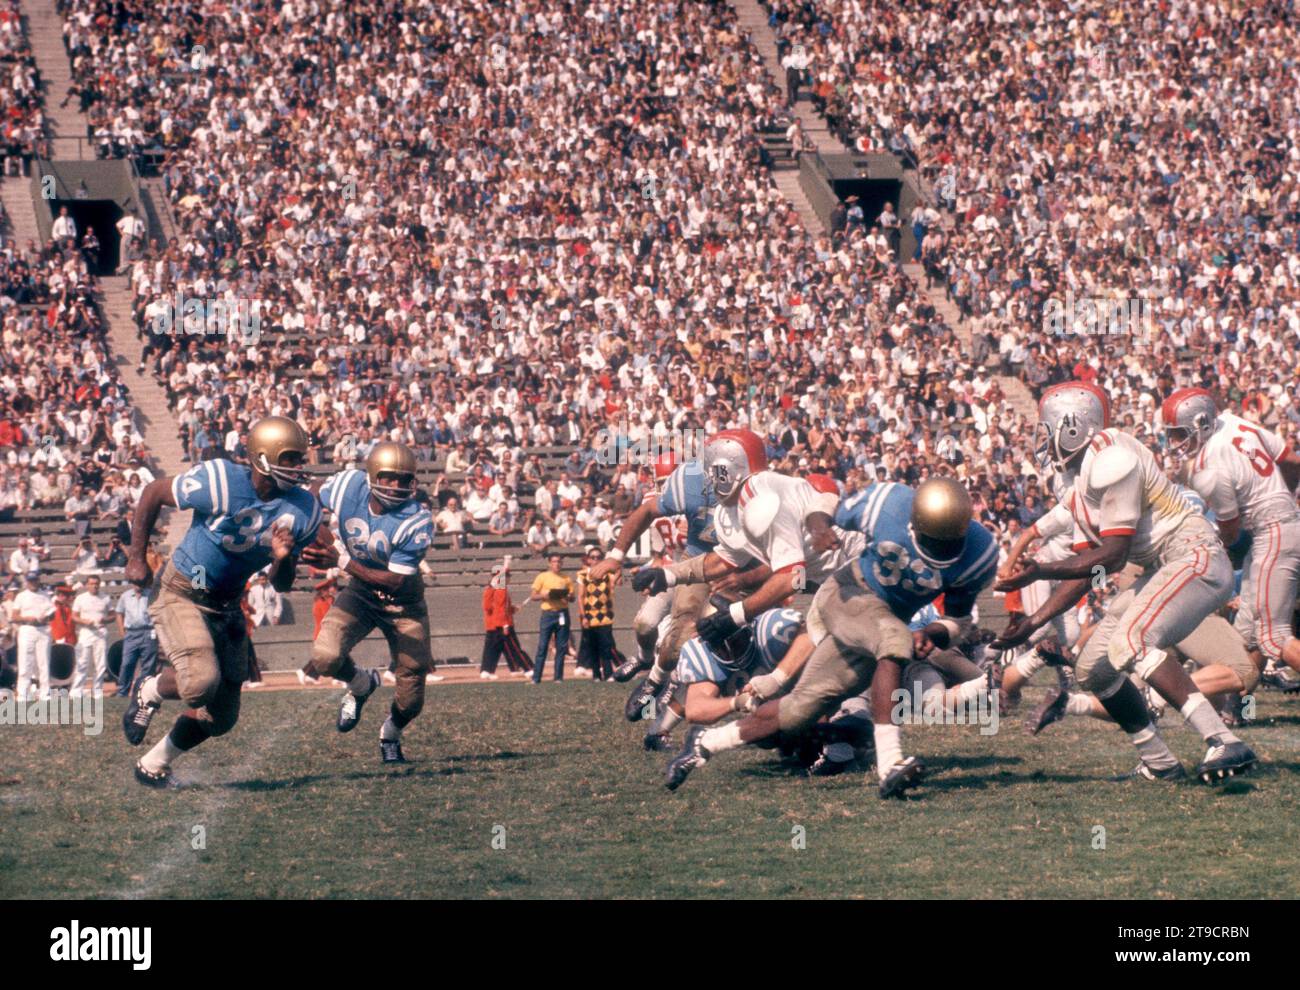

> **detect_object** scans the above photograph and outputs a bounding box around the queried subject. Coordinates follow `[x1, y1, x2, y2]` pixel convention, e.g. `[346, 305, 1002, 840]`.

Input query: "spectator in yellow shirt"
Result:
[529, 554, 574, 682]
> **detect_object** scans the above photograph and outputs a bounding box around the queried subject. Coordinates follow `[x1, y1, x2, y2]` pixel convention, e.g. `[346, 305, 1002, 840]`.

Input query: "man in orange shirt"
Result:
[51, 585, 76, 647]
[480, 557, 531, 679]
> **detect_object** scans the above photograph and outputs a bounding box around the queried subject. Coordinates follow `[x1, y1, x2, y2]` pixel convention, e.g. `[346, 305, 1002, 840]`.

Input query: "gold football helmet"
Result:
[367, 442, 418, 509]
[248, 416, 311, 490]
[910, 478, 972, 567]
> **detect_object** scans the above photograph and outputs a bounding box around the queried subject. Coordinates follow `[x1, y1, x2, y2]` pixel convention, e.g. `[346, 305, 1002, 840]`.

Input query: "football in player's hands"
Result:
[300, 525, 340, 567]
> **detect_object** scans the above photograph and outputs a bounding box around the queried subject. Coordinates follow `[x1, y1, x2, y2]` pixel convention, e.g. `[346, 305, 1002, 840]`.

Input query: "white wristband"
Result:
[338, 551, 352, 571]
[729, 600, 748, 626]
[607, 547, 625, 562]
[770, 668, 789, 689]
[664, 569, 678, 588]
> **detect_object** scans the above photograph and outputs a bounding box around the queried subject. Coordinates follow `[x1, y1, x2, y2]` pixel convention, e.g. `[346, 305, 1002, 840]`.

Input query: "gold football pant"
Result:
[149, 565, 247, 736]
[311, 586, 433, 721]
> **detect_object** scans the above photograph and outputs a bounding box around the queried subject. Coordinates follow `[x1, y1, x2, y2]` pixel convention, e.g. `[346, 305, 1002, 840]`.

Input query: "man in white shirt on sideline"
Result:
[247, 572, 283, 626]
[14, 573, 55, 701]
[72, 574, 112, 698]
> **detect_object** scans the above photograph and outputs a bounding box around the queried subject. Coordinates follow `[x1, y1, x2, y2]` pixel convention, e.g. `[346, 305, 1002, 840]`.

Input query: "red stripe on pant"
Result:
[1257, 522, 1287, 656]
[1124, 548, 1207, 660]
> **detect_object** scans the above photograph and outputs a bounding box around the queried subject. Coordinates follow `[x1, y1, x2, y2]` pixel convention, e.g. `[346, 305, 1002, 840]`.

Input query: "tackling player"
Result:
[302, 442, 435, 763]
[587, 451, 720, 721]
[121, 417, 322, 787]
[994, 382, 1257, 783]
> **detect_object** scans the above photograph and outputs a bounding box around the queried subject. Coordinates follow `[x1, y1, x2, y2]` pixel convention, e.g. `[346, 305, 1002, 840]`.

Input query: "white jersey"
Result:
[1189, 412, 1298, 532]
[1068, 428, 1211, 568]
[1032, 473, 1077, 564]
[712, 471, 863, 586]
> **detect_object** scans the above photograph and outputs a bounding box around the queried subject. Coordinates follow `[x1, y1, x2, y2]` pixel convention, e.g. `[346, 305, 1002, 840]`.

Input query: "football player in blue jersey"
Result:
[587, 456, 720, 721]
[301, 442, 435, 764]
[666, 477, 998, 798]
[121, 416, 322, 787]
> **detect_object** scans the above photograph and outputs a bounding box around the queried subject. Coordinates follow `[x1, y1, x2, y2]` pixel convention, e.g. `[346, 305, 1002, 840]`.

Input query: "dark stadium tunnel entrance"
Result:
[53, 198, 123, 275]
[833, 178, 902, 231]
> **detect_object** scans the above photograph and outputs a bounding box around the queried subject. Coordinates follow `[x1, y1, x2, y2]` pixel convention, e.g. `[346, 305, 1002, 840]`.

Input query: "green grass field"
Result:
[3, 681, 1300, 899]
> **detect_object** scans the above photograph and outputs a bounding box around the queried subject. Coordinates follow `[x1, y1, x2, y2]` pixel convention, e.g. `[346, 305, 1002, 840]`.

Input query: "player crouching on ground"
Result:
[122, 417, 322, 787]
[659, 477, 997, 798]
[300, 442, 435, 764]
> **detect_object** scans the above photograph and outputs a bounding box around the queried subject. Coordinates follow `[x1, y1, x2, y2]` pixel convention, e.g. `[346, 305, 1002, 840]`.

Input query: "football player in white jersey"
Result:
[994, 381, 1257, 783]
[1163, 388, 1300, 687]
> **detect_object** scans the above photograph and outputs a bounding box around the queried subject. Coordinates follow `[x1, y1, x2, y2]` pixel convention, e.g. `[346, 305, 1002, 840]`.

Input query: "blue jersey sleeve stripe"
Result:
[868, 483, 898, 533]
[203, 460, 220, 513]
[215, 459, 231, 516]
[951, 534, 998, 588]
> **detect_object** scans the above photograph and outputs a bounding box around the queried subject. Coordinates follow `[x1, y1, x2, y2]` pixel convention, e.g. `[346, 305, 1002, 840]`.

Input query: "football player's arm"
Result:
[683, 681, 737, 724]
[711, 560, 770, 596]
[340, 557, 406, 592]
[991, 575, 1090, 650]
[1012, 533, 1131, 584]
[125, 477, 178, 583]
[743, 628, 815, 705]
[589, 497, 658, 580]
[635, 549, 737, 594]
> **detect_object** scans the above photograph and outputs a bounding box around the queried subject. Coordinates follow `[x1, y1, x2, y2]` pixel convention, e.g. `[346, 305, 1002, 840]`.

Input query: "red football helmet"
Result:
[1161, 388, 1217, 460]
[653, 449, 677, 481]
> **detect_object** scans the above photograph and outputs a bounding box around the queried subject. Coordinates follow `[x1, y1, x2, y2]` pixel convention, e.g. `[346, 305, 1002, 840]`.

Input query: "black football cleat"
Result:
[337, 670, 380, 733]
[643, 732, 673, 752]
[1194, 739, 1257, 784]
[624, 676, 660, 722]
[1261, 665, 1300, 693]
[380, 739, 407, 764]
[1025, 686, 1070, 736]
[665, 726, 709, 790]
[879, 756, 925, 799]
[1112, 761, 1188, 782]
[613, 655, 652, 683]
[134, 760, 172, 789]
[122, 678, 160, 746]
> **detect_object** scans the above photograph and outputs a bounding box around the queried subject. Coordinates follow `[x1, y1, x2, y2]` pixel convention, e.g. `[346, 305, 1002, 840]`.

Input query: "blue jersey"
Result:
[834, 482, 998, 621]
[676, 607, 803, 686]
[656, 461, 717, 557]
[320, 469, 434, 575]
[171, 459, 322, 600]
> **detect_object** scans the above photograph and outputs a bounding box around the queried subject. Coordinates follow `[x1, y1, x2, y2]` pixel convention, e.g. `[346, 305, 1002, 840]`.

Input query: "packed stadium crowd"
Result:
[0, 0, 1289, 575]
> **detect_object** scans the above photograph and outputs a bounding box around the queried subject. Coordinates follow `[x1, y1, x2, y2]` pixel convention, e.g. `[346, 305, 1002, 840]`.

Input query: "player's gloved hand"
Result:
[746, 668, 789, 703]
[697, 608, 741, 650]
[631, 567, 669, 595]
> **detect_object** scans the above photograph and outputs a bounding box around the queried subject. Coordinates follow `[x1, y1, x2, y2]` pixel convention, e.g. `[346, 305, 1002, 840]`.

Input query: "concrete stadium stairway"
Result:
[1, 173, 40, 246]
[25, 0, 86, 159]
[22, 0, 190, 549]
[731, 0, 850, 158]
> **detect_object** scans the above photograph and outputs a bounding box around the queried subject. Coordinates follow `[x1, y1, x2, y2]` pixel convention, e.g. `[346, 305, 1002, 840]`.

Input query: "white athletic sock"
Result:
[140, 733, 183, 774]
[349, 667, 373, 695]
[1128, 724, 1179, 769]
[140, 674, 162, 707]
[380, 716, 402, 742]
[874, 723, 903, 779]
[1065, 693, 1094, 716]
[646, 662, 667, 687]
[699, 722, 744, 754]
[950, 676, 987, 706]
[1181, 693, 1240, 744]
[1013, 649, 1046, 679]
